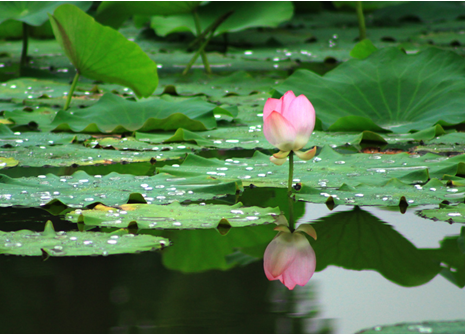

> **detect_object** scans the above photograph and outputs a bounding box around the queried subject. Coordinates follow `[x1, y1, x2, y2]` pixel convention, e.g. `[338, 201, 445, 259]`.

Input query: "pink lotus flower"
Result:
[264, 220, 317, 290]
[263, 90, 316, 165]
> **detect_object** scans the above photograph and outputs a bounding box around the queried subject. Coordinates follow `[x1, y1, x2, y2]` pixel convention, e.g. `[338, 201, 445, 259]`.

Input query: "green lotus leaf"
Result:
[0, 78, 109, 101]
[0, 143, 188, 168]
[429, 132, 465, 145]
[0, 170, 242, 207]
[0, 124, 84, 147]
[66, 201, 279, 229]
[159, 146, 465, 188]
[95, 1, 200, 29]
[155, 71, 283, 97]
[4, 107, 59, 132]
[137, 127, 422, 151]
[274, 47, 465, 133]
[0, 2, 92, 26]
[0, 157, 18, 169]
[358, 321, 465, 334]
[49, 93, 224, 133]
[296, 178, 465, 207]
[373, 1, 465, 23]
[48, 4, 158, 98]
[0, 220, 169, 257]
[417, 203, 465, 224]
[350, 39, 378, 59]
[150, 1, 293, 37]
[86, 135, 201, 151]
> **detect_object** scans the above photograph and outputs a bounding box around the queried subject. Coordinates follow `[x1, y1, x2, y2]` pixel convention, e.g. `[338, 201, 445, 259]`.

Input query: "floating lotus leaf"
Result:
[429, 132, 465, 145]
[0, 143, 188, 168]
[417, 203, 465, 224]
[0, 124, 87, 147]
[274, 48, 465, 133]
[0, 78, 104, 101]
[0, 221, 169, 257]
[373, 1, 465, 23]
[50, 93, 228, 133]
[86, 135, 201, 151]
[66, 201, 279, 229]
[136, 127, 436, 151]
[5, 107, 61, 132]
[358, 321, 465, 334]
[0, 157, 18, 169]
[296, 178, 465, 207]
[159, 146, 465, 188]
[155, 71, 283, 97]
[0, 170, 242, 207]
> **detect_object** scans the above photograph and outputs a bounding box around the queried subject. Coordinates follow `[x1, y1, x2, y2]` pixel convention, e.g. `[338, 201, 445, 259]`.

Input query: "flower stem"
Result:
[288, 152, 294, 231]
[64, 72, 80, 111]
[355, 1, 367, 40]
[288, 151, 294, 196]
[20, 22, 29, 76]
[192, 9, 211, 74]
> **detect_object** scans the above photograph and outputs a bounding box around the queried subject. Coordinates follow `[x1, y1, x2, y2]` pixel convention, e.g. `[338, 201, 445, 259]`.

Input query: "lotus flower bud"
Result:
[263, 91, 316, 165]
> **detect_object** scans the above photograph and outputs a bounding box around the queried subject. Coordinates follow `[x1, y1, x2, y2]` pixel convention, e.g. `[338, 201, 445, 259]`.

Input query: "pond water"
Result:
[1, 190, 463, 334]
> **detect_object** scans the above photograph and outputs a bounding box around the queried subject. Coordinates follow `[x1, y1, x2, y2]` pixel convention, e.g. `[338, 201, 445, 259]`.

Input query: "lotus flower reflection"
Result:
[264, 218, 317, 290]
[263, 90, 316, 165]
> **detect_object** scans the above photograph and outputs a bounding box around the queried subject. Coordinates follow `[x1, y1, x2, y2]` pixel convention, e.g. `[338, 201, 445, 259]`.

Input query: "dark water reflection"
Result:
[0, 186, 464, 333]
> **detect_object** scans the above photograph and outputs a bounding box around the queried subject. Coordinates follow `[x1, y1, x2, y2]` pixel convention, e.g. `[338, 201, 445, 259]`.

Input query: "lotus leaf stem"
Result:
[356, 1, 367, 40]
[64, 72, 80, 111]
[182, 32, 214, 75]
[20, 22, 29, 76]
[193, 9, 211, 74]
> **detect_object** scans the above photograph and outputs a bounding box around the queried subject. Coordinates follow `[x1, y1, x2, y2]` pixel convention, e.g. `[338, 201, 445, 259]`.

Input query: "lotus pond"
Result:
[1, 1, 465, 333]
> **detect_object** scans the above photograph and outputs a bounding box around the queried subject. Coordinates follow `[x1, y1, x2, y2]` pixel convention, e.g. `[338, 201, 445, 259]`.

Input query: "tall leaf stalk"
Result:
[355, 1, 366, 40]
[183, 10, 233, 75]
[192, 9, 211, 74]
[19, 22, 30, 76]
[64, 72, 80, 111]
